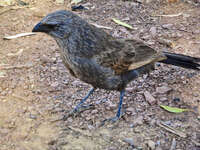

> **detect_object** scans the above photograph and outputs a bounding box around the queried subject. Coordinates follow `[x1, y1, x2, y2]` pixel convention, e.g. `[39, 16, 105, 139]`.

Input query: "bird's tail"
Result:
[159, 51, 200, 70]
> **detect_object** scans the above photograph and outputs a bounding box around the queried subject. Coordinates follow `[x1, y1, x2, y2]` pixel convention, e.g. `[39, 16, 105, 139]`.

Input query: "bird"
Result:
[32, 10, 200, 123]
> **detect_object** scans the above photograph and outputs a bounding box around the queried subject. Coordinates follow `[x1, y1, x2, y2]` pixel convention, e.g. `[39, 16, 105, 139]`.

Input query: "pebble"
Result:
[126, 87, 134, 92]
[51, 82, 59, 88]
[40, 55, 52, 64]
[126, 107, 135, 113]
[133, 116, 144, 126]
[150, 27, 157, 37]
[144, 91, 157, 105]
[55, 0, 64, 4]
[147, 140, 156, 150]
[162, 24, 173, 29]
[123, 138, 135, 147]
[88, 125, 95, 130]
[91, 109, 98, 114]
[29, 114, 37, 119]
[160, 97, 168, 102]
[156, 86, 172, 94]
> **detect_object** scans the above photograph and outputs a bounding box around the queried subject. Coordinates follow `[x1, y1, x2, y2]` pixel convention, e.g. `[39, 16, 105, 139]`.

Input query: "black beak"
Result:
[32, 22, 43, 32]
[32, 22, 57, 33]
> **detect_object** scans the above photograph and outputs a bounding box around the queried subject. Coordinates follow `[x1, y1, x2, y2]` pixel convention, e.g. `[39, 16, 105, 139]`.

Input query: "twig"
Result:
[91, 23, 113, 30]
[0, 6, 23, 15]
[12, 94, 27, 101]
[0, 63, 33, 70]
[152, 13, 182, 17]
[158, 122, 187, 138]
[7, 49, 24, 56]
[4, 32, 36, 40]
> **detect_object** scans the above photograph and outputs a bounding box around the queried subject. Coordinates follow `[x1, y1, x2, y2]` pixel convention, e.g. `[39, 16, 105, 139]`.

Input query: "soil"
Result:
[0, 0, 200, 150]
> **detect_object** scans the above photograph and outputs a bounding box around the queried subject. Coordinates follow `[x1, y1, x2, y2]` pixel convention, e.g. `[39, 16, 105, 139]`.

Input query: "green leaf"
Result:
[160, 105, 188, 113]
[71, 0, 82, 4]
[112, 18, 133, 29]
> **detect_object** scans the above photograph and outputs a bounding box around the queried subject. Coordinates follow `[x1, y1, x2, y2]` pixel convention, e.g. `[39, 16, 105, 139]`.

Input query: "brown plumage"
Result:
[32, 10, 200, 122]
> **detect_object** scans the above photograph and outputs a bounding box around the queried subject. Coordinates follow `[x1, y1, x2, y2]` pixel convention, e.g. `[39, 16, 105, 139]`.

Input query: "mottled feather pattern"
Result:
[32, 10, 200, 91]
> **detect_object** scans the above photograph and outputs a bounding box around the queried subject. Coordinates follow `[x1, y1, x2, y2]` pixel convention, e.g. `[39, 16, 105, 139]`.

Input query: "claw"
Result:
[63, 88, 95, 120]
[63, 104, 95, 120]
[100, 116, 120, 126]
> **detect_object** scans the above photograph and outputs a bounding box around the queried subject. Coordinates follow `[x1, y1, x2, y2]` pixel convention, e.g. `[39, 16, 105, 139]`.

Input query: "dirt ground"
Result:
[0, 0, 200, 150]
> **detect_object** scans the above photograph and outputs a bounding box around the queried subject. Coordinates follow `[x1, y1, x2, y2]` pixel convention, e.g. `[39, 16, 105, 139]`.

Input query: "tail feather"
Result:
[159, 51, 200, 70]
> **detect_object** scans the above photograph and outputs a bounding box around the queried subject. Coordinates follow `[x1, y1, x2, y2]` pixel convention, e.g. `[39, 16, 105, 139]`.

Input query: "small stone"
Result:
[155, 147, 162, 150]
[0, 128, 9, 136]
[88, 125, 95, 130]
[67, 118, 73, 122]
[51, 82, 59, 88]
[91, 109, 98, 114]
[193, 93, 199, 97]
[133, 116, 144, 126]
[162, 24, 173, 29]
[40, 55, 52, 64]
[56, 0, 64, 4]
[156, 86, 172, 94]
[147, 140, 156, 150]
[123, 138, 134, 146]
[160, 97, 168, 102]
[126, 87, 134, 92]
[150, 27, 157, 37]
[29, 114, 37, 119]
[164, 121, 171, 125]
[51, 66, 57, 70]
[144, 91, 157, 105]
[126, 107, 135, 113]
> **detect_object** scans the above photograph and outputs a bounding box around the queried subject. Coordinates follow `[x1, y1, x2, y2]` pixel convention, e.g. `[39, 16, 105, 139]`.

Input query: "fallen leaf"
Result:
[160, 105, 188, 113]
[112, 18, 133, 29]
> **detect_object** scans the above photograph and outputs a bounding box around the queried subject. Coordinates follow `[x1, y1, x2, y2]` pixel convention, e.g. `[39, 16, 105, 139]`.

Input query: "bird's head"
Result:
[32, 10, 82, 39]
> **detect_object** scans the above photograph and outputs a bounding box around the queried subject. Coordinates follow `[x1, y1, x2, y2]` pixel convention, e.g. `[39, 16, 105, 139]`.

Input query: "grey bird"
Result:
[32, 10, 200, 123]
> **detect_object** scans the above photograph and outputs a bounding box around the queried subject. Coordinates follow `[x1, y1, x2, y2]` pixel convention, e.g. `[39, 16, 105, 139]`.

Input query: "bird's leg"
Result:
[63, 88, 95, 119]
[100, 89, 125, 126]
[74, 88, 95, 111]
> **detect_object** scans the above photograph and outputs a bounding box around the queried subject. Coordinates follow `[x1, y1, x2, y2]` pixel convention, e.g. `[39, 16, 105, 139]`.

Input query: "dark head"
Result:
[32, 10, 84, 39]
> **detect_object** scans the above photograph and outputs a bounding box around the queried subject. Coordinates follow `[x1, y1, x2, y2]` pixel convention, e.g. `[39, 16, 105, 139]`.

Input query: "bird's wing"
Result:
[94, 38, 166, 75]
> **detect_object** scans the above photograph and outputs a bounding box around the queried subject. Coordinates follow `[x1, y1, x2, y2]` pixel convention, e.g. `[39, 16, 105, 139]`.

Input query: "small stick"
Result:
[158, 122, 187, 138]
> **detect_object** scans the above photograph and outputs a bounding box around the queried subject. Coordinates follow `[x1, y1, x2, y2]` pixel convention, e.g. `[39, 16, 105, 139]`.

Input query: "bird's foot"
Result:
[100, 116, 120, 127]
[100, 109, 126, 127]
[63, 104, 95, 120]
